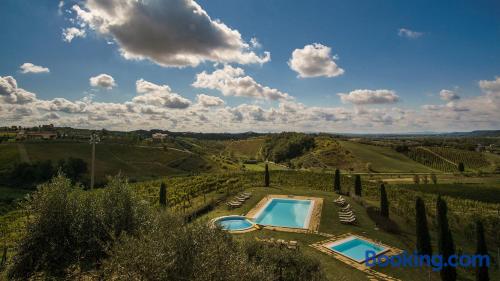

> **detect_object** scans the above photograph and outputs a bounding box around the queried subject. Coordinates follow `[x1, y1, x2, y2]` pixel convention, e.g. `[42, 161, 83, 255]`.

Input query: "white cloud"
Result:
[19, 63, 50, 74]
[193, 65, 291, 100]
[0, 76, 37, 104]
[62, 27, 86, 42]
[68, 0, 270, 67]
[133, 79, 191, 109]
[398, 28, 424, 39]
[196, 94, 225, 107]
[58, 1, 64, 15]
[89, 74, 116, 89]
[338, 89, 399, 105]
[439, 89, 460, 101]
[288, 43, 344, 78]
[479, 76, 500, 95]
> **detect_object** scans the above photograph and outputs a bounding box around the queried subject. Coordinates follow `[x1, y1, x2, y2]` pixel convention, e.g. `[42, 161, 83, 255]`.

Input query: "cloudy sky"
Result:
[0, 0, 499, 133]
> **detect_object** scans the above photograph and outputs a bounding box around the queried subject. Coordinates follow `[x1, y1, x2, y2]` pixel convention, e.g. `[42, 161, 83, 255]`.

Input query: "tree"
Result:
[475, 220, 489, 281]
[436, 196, 457, 281]
[422, 175, 429, 184]
[333, 169, 341, 193]
[430, 173, 437, 184]
[379, 184, 389, 218]
[458, 162, 465, 173]
[59, 158, 88, 183]
[354, 175, 362, 197]
[159, 182, 167, 207]
[264, 164, 270, 187]
[415, 197, 432, 256]
[413, 174, 420, 184]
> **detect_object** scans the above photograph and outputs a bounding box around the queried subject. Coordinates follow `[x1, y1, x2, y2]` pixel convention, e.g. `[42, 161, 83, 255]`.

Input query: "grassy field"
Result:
[224, 137, 265, 159]
[0, 144, 19, 171]
[396, 183, 500, 203]
[339, 141, 437, 173]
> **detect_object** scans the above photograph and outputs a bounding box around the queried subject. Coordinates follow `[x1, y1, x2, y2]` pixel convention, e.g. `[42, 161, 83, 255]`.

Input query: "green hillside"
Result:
[8, 142, 215, 183]
[338, 140, 436, 172]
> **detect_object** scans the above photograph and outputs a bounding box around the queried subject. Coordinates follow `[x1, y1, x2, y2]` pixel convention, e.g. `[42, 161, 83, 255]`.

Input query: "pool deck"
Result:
[246, 194, 323, 233]
[310, 233, 403, 281]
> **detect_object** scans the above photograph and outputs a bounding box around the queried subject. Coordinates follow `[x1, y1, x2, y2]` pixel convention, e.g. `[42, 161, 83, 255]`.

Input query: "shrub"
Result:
[8, 174, 147, 279]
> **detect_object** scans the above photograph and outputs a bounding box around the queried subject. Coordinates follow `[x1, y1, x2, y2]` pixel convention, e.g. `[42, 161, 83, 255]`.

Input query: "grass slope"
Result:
[224, 137, 265, 159]
[339, 141, 436, 173]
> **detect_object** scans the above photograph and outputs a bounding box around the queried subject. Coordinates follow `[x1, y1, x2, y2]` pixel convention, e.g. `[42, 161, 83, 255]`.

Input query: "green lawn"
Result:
[339, 141, 437, 173]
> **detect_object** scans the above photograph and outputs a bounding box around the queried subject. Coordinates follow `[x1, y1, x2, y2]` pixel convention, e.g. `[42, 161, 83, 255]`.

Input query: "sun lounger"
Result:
[226, 201, 242, 208]
[341, 204, 351, 211]
[338, 210, 354, 216]
[334, 196, 344, 203]
[287, 240, 298, 250]
[340, 216, 357, 224]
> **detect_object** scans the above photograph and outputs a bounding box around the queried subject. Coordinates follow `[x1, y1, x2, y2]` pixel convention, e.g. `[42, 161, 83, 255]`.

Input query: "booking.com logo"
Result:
[365, 251, 490, 271]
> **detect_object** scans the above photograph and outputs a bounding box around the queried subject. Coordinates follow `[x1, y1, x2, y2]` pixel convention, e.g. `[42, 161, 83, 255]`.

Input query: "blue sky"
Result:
[0, 0, 499, 133]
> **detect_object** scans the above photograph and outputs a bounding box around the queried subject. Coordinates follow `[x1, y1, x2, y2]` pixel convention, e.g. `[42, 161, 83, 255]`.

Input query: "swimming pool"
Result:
[325, 236, 388, 263]
[213, 216, 255, 232]
[254, 198, 314, 229]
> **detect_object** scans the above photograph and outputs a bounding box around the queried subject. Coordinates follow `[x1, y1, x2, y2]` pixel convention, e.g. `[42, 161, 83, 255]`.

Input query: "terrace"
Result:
[206, 186, 413, 281]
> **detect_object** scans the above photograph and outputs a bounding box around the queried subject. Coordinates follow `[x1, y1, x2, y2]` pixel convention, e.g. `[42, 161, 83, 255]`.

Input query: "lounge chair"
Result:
[341, 204, 351, 211]
[226, 201, 242, 208]
[340, 216, 357, 224]
[287, 240, 299, 250]
[334, 196, 344, 203]
[339, 210, 354, 216]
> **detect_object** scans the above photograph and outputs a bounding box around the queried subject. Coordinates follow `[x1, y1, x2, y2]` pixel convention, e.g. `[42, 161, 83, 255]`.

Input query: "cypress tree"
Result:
[458, 162, 465, 173]
[159, 182, 167, 207]
[334, 169, 341, 193]
[354, 175, 362, 197]
[415, 197, 432, 256]
[264, 163, 270, 187]
[475, 220, 489, 281]
[436, 196, 457, 281]
[380, 184, 389, 218]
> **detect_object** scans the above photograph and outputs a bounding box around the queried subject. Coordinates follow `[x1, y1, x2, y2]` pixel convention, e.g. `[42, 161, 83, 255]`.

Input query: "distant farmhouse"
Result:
[16, 130, 57, 140]
[152, 133, 169, 142]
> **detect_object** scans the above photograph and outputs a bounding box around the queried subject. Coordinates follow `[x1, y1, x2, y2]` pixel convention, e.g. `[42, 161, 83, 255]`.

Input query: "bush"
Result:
[8, 174, 148, 279]
[102, 214, 270, 281]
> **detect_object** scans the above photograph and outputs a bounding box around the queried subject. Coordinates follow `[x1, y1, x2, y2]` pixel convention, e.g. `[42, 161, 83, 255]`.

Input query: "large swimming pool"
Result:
[326, 236, 387, 263]
[254, 198, 313, 229]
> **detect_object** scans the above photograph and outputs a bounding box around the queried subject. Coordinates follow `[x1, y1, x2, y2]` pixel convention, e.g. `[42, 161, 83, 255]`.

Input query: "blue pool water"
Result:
[329, 237, 386, 262]
[216, 216, 254, 231]
[254, 198, 312, 228]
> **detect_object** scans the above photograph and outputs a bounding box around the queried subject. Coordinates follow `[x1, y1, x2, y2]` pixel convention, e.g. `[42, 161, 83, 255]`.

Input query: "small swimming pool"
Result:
[254, 198, 313, 229]
[325, 236, 388, 263]
[213, 216, 255, 232]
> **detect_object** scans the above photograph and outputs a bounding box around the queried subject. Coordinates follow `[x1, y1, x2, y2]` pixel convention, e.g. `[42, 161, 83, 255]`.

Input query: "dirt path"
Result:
[418, 146, 457, 166]
[17, 143, 31, 163]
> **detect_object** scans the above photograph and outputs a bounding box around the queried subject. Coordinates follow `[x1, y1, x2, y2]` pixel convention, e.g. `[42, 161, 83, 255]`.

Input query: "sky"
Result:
[0, 0, 499, 133]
